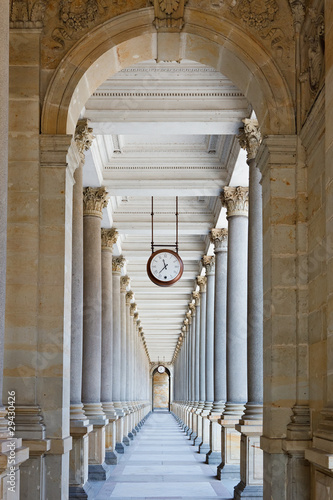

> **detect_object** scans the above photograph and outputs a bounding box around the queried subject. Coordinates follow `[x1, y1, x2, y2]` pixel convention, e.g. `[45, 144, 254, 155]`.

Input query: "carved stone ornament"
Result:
[306, 9, 325, 94]
[184, 318, 189, 326]
[126, 290, 134, 304]
[289, 0, 305, 30]
[139, 326, 143, 334]
[189, 302, 195, 314]
[52, 0, 108, 48]
[120, 275, 131, 293]
[237, 119, 262, 160]
[134, 312, 139, 320]
[221, 186, 249, 218]
[75, 119, 95, 155]
[10, 0, 47, 28]
[202, 255, 215, 275]
[130, 303, 137, 316]
[210, 228, 228, 252]
[181, 325, 186, 334]
[112, 255, 126, 273]
[192, 291, 200, 306]
[83, 187, 108, 218]
[150, 0, 188, 31]
[101, 228, 118, 251]
[196, 275, 207, 293]
[235, 0, 279, 33]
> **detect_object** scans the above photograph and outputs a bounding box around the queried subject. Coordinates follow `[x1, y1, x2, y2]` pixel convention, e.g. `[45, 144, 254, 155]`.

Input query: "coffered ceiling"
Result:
[82, 60, 250, 363]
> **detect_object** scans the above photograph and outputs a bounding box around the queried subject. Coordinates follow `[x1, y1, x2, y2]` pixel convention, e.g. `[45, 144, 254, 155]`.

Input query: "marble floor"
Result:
[90, 412, 237, 499]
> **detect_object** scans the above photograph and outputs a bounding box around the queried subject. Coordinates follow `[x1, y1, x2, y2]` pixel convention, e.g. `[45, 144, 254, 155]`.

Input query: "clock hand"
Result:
[159, 263, 168, 273]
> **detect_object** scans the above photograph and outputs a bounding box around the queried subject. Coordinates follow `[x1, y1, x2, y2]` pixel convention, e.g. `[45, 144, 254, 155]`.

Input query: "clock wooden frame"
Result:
[147, 248, 184, 287]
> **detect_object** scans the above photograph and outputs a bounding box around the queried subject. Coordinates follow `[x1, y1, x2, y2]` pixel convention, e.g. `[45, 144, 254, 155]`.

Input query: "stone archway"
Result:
[41, 7, 295, 137]
[152, 367, 171, 411]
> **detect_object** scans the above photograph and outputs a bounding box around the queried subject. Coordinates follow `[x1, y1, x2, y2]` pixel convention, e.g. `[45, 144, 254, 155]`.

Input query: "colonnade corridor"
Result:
[90, 412, 236, 500]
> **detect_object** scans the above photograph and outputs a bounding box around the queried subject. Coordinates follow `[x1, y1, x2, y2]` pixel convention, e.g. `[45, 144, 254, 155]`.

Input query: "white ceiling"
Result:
[82, 60, 250, 363]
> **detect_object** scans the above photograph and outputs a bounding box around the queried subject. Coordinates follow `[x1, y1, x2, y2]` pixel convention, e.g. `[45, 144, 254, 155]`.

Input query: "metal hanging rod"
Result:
[151, 196, 179, 254]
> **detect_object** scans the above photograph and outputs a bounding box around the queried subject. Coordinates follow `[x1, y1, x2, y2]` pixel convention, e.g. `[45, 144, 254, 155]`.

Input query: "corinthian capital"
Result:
[221, 186, 249, 217]
[189, 302, 195, 315]
[75, 119, 95, 155]
[83, 187, 108, 218]
[192, 291, 200, 306]
[120, 275, 130, 293]
[202, 255, 215, 275]
[210, 228, 228, 252]
[130, 303, 137, 316]
[126, 290, 134, 305]
[112, 255, 126, 273]
[237, 119, 262, 160]
[196, 276, 207, 293]
[101, 228, 118, 251]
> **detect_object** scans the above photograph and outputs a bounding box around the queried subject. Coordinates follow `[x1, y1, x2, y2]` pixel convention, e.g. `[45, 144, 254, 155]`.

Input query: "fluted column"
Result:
[131, 305, 138, 435]
[69, 122, 94, 496]
[201, 256, 215, 464]
[120, 276, 130, 446]
[82, 187, 109, 480]
[207, 229, 228, 465]
[126, 291, 135, 441]
[235, 120, 264, 499]
[197, 276, 209, 454]
[101, 228, 119, 466]
[189, 302, 198, 440]
[218, 186, 248, 480]
[192, 291, 201, 446]
[112, 255, 126, 454]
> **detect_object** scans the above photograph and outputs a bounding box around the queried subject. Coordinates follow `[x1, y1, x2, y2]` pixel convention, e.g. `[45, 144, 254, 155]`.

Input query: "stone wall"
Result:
[153, 372, 169, 409]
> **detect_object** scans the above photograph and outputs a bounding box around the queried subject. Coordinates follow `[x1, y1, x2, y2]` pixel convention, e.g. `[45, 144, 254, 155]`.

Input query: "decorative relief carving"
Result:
[235, 0, 278, 33]
[10, 0, 47, 28]
[196, 276, 207, 293]
[306, 8, 324, 93]
[237, 118, 262, 160]
[83, 187, 108, 218]
[112, 255, 126, 272]
[75, 119, 95, 155]
[290, 0, 305, 30]
[150, 0, 188, 31]
[202, 255, 215, 275]
[189, 302, 195, 314]
[210, 228, 228, 252]
[51, 0, 108, 48]
[120, 275, 131, 293]
[221, 186, 249, 217]
[101, 228, 118, 250]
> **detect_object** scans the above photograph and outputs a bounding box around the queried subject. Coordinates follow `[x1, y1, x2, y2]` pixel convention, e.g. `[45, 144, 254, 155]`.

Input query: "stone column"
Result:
[131, 308, 139, 434]
[234, 120, 264, 499]
[193, 291, 202, 446]
[126, 291, 134, 440]
[82, 187, 109, 480]
[201, 256, 215, 464]
[101, 228, 119, 466]
[197, 276, 208, 454]
[207, 229, 228, 465]
[69, 121, 94, 496]
[189, 302, 198, 441]
[120, 276, 130, 446]
[112, 256, 126, 454]
[217, 186, 248, 480]
[185, 312, 193, 434]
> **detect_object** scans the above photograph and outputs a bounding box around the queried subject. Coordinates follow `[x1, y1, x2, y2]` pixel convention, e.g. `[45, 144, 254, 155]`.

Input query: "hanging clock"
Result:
[147, 197, 184, 287]
[147, 249, 183, 287]
[157, 365, 166, 373]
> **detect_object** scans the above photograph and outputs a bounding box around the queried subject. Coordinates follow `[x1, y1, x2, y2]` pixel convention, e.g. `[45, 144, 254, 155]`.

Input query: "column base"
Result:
[115, 442, 125, 454]
[123, 436, 130, 446]
[234, 481, 263, 499]
[88, 462, 110, 481]
[217, 462, 240, 480]
[105, 450, 119, 465]
[206, 450, 222, 465]
[193, 435, 203, 446]
[128, 432, 134, 440]
[69, 482, 93, 499]
[199, 443, 210, 455]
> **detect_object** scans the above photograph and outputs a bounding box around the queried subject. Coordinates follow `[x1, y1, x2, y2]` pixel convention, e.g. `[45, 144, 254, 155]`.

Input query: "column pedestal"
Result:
[83, 405, 109, 481]
[234, 420, 263, 499]
[69, 418, 93, 499]
[217, 409, 244, 480]
[206, 415, 222, 465]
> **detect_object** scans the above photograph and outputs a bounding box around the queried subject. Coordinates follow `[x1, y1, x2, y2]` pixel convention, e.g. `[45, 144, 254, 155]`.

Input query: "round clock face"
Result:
[147, 249, 184, 287]
[157, 365, 165, 373]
